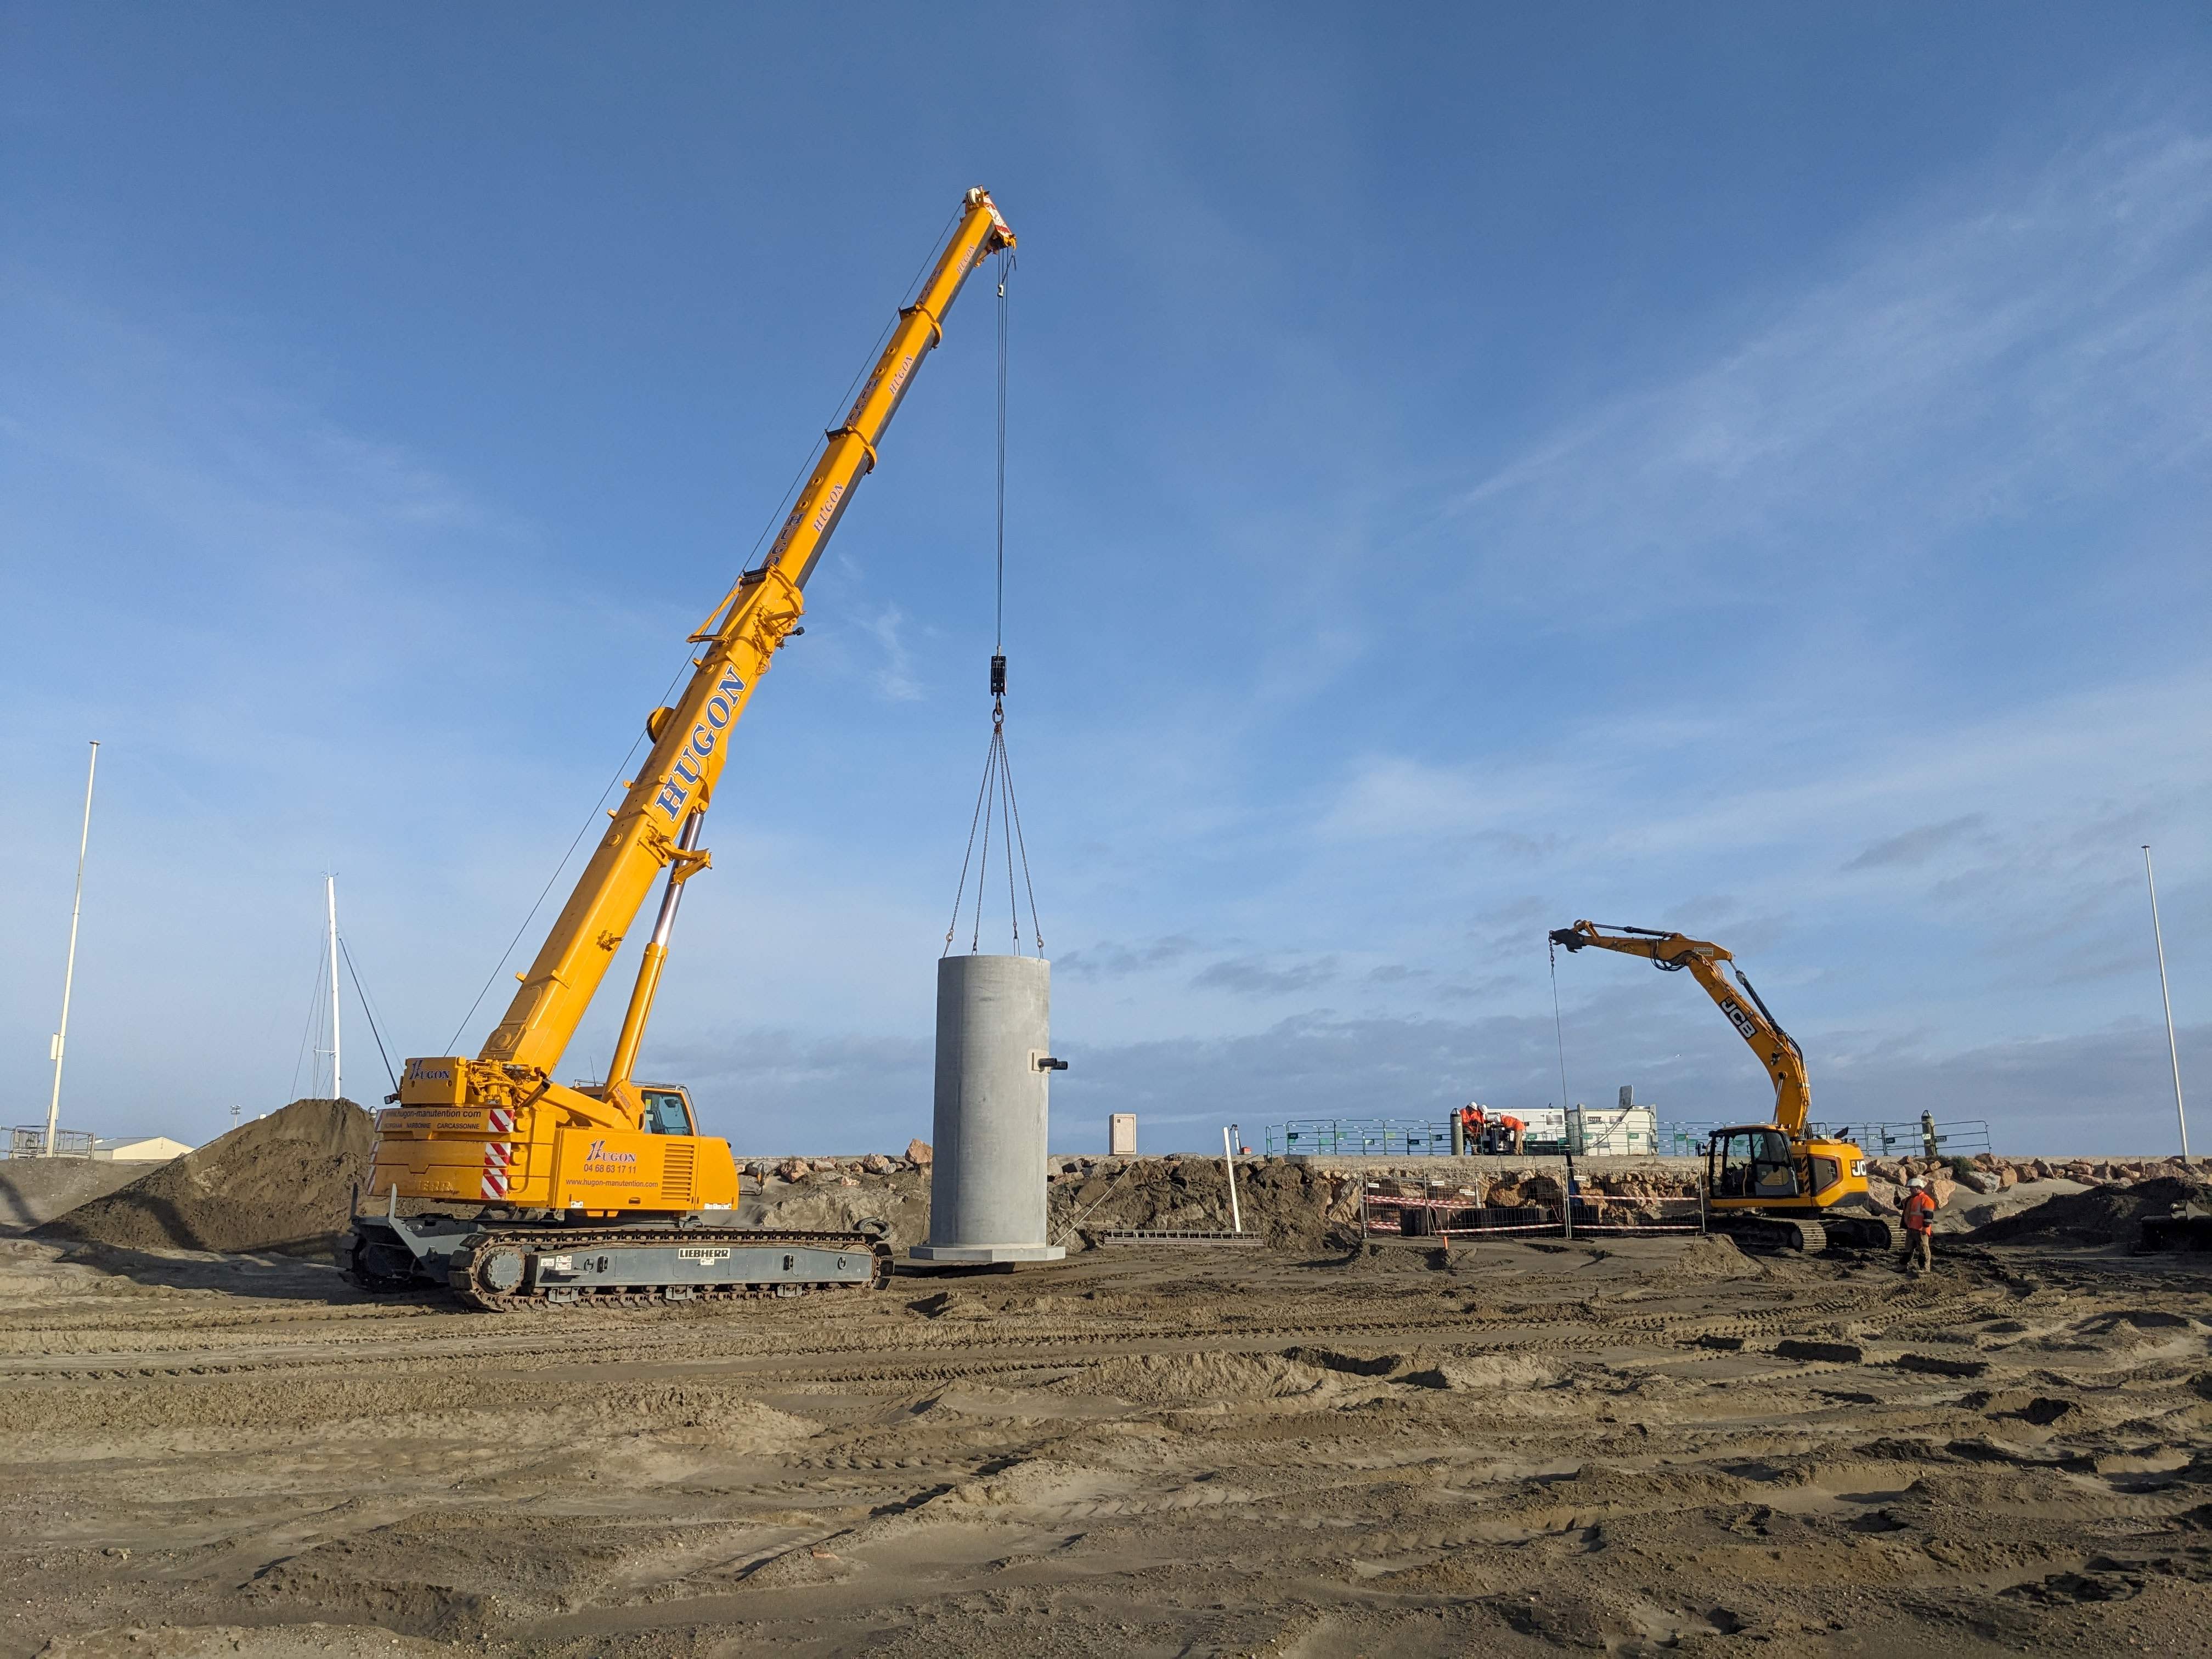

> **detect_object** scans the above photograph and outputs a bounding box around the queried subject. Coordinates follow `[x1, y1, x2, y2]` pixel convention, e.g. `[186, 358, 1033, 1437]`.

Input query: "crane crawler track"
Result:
[365, 1224, 892, 1313]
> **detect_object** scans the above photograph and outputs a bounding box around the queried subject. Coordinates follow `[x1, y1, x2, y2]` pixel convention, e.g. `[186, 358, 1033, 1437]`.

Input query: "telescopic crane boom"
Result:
[349, 189, 1016, 1309]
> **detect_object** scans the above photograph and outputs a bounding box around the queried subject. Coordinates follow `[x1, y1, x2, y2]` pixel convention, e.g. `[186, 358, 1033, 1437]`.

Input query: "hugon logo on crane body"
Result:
[653, 665, 748, 823]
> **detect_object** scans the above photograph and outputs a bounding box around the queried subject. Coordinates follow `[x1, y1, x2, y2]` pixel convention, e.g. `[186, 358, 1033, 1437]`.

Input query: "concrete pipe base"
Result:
[911, 953, 1064, 1263]
[909, 1242, 1065, 1263]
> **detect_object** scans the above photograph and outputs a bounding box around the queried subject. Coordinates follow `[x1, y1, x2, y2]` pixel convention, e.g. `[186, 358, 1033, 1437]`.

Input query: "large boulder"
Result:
[1865, 1177, 1903, 1212]
[1996, 1165, 2019, 1190]
[1928, 1176, 1959, 1209]
[1960, 1170, 2002, 1196]
[906, 1139, 934, 1166]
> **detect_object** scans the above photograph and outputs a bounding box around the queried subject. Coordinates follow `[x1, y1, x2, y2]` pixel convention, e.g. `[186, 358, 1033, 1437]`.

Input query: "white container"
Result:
[1108, 1113, 1137, 1155]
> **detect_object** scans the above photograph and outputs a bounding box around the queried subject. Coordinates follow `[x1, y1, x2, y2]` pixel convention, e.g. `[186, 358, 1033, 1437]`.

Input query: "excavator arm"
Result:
[473, 188, 1016, 1088]
[1548, 920, 1810, 1136]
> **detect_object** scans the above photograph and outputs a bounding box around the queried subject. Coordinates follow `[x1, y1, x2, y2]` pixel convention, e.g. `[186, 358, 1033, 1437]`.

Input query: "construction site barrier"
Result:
[1360, 1179, 1706, 1243]
[1656, 1118, 1996, 1161]
[1267, 1118, 1454, 1157]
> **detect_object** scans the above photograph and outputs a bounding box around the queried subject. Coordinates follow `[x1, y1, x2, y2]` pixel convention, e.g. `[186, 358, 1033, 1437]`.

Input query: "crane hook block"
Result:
[990, 653, 1007, 698]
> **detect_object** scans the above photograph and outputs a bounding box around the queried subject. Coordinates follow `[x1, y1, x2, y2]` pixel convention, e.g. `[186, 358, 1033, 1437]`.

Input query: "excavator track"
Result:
[1716, 1215, 1827, 1254]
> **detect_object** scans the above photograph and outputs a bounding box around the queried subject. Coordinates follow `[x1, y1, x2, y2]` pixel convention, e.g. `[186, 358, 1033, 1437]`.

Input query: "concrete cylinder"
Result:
[910, 953, 1064, 1262]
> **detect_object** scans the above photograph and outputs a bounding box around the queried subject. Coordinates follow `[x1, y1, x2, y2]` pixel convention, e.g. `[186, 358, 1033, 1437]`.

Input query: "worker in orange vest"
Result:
[1900, 1176, 1936, 1273]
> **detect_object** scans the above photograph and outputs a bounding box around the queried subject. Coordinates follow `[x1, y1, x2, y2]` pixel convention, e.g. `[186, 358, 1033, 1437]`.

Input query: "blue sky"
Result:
[3, 5, 2207, 1158]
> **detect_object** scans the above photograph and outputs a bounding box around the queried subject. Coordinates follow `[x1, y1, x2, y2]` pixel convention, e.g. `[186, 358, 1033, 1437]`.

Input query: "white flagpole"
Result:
[45, 742, 99, 1157]
[326, 875, 343, 1104]
[2143, 847, 2188, 1163]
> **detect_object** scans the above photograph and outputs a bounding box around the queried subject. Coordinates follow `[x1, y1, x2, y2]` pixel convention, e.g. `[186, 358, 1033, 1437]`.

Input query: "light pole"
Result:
[2143, 846, 2189, 1163]
[44, 742, 98, 1157]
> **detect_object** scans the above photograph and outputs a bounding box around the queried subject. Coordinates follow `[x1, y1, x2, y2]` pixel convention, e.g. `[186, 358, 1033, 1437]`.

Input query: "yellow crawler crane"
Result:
[348, 188, 1017, 1309]
[1548, 921, 1895, 1253]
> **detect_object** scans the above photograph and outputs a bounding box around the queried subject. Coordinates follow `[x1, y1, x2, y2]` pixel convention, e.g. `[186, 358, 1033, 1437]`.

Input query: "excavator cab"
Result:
[1711, 1127, 1799, 1201]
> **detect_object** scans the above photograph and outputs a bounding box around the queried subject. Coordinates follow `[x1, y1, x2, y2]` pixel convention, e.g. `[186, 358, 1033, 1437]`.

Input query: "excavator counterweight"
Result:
[348, 190, 1016, 1309]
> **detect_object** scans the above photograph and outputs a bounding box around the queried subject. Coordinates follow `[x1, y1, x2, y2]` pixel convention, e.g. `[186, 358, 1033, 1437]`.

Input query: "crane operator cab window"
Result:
[640, 1090, 694, 1136]
[1713, 1129, 1799, 1200]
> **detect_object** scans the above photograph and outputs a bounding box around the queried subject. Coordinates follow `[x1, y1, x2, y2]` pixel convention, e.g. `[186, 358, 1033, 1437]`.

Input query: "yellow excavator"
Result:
[347, 188, 1016, 1310]
[1548, 921, 1894, 1253]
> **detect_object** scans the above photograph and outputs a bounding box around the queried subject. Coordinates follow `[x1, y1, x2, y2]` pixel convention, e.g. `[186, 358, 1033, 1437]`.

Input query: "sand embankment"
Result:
[33, 1098, 372, 1257]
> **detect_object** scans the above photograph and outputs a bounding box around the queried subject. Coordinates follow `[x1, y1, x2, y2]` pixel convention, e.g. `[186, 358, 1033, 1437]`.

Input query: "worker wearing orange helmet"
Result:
[1900, 1177, 1936, 1273]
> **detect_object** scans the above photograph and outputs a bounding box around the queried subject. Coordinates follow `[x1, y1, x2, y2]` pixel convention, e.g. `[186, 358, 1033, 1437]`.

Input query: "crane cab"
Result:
[571, 1080, 698, 1137]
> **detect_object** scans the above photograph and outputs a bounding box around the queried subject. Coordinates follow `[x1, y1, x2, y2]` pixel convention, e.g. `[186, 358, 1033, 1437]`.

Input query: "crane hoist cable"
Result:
[944, 248, 1045, 958]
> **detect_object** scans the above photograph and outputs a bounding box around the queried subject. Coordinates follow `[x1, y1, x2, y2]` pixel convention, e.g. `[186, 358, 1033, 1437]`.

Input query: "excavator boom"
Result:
[1548, 921, 1809, 1134]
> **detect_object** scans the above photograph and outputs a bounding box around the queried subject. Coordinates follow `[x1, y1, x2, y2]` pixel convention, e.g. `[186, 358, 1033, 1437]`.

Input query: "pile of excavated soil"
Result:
[1966, 1175, 2212, 1247]
[743, 1165, 933, 1248]
[1046, 1157, 1356, 1250]
[0, 1157, 164, 1233]
[745, 1158, 1357, 1254]
[35, 1099, 373, 1257]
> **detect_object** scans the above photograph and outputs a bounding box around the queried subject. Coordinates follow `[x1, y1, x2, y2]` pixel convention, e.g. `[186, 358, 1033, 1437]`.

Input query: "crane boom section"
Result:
[1548, 921, 1810, 1135]
[477, 190, 1015, 1073]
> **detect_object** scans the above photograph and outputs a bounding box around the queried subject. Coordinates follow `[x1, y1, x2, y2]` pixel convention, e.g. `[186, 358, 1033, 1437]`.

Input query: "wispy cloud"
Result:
[859, 604, 924, 702]
[1191, 953, 1339, 997]
[1844, 814, 1990, 871]
[1447, 127, 2212, 616]
[1057, 935, 1203, 980]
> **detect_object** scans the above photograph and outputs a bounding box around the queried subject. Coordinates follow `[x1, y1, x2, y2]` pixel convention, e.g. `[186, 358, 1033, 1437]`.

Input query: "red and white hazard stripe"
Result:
[482, 1107, 518, 1199]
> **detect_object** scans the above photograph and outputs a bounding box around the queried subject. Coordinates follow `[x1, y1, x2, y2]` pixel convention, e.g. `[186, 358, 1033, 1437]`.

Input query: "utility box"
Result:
[1108, 1113, 1137, 1155]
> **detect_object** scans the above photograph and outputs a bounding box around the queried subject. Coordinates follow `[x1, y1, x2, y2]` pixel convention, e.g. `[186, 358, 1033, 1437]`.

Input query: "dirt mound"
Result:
[1056, 1351, 1343, 1404]
[1047, 1157, 1353, 1250]
[35, 1099, 373, 1257]
[1967, 1176, 2212, 1247]
[746, 1165, 931, 1248]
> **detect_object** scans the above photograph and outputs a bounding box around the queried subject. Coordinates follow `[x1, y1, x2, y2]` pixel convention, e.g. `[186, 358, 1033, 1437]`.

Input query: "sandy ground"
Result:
[2, 1220, 2208, 1659]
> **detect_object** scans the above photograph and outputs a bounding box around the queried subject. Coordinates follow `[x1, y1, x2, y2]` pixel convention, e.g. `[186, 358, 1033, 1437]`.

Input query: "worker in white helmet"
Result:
[1900, 1176, 1936, 1273]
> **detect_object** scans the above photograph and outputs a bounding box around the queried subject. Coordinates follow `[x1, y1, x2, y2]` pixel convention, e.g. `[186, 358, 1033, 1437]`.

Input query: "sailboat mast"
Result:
[44, 741, 99, 1157]
[326, 874, 342, 1103]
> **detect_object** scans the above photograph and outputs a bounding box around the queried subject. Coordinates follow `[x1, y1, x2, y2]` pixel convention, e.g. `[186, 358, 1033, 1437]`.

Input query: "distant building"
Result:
[1519, 1106, 1659, 1155]
[91, 1135, 193, 1162]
